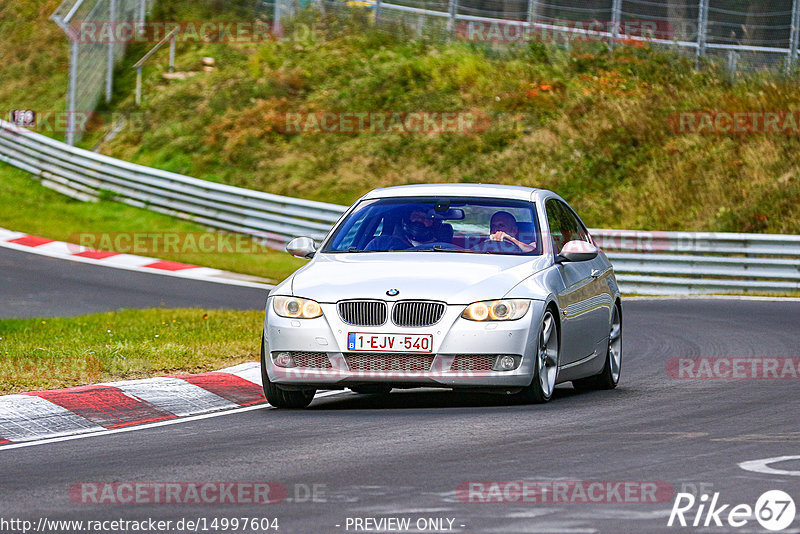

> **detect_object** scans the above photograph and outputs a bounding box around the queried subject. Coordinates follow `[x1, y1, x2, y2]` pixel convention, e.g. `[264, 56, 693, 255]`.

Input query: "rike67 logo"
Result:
[668, 490, 796, 531]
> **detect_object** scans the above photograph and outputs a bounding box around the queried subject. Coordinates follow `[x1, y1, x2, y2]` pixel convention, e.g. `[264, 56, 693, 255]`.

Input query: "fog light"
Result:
[273, 352, 296, 368]
[493, 355, 519, 371]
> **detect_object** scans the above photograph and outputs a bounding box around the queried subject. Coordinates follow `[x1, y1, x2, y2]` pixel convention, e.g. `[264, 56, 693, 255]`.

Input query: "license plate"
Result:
[347, 332, 433, 353]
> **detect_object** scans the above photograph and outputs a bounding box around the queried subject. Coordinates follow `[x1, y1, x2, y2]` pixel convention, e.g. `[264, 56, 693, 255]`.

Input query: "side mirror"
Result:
[285, 237, 317, 259]
[556, 240, 598, 263]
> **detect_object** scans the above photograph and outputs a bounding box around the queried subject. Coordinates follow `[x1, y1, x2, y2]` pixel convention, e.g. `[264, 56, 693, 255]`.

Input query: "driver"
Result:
[399, 206, 440, 246]
[488, 211, 536, 252]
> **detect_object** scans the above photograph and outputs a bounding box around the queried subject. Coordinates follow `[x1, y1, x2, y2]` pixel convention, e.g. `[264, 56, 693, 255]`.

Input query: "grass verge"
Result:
[0, 308, 263, 394]
[0, 162, 306, 282]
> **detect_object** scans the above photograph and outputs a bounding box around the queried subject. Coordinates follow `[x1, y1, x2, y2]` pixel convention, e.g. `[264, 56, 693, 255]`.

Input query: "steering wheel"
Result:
[478, 238, 523, 253]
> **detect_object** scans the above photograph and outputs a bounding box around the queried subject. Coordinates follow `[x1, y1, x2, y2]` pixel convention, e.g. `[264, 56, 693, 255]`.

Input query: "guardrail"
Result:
[1, 118, 799, 295]
[0, 119, 346, 247]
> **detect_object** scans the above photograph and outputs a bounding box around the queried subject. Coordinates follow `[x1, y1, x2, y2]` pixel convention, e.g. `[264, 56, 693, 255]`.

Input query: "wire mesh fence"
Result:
[50, 0, 149, 145]
[281, 0, 800, 75]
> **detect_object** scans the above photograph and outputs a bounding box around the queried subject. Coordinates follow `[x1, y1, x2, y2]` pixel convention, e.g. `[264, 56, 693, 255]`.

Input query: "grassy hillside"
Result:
[89, 7, 800, 234]
[3, 1, 799, 237]
[0, 0, 69, 136]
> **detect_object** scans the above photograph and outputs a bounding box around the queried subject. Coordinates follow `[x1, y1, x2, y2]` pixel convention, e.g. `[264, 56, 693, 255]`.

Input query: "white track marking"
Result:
[739, 456, 800, 476]
[0, 390, 350, 451]
[222, 362, 263, 385]
[0, 395, 102, 442]
[625, 295, 800, 302]
[101, 377, 238, 417]
[0, 227, 273, 290]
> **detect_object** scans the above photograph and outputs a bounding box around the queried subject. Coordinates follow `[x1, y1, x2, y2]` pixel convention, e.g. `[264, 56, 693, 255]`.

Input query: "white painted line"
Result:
[0, 394, 102, 442]
[0, 390, 350, 451]
[221, 362, 262, 385]
[624, 295, 800, 302]
[102, 377, 238, 417]
[739, 456, 800, 476]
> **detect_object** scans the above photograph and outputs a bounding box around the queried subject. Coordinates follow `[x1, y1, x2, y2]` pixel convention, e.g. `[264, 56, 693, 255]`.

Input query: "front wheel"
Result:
[573, 303, 622, 391]
[260, 336, 316, 409]
[516, 309, 559, 404]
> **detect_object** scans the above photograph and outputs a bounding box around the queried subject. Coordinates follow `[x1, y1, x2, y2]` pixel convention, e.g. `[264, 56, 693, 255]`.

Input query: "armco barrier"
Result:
[1, 119, 799, 295]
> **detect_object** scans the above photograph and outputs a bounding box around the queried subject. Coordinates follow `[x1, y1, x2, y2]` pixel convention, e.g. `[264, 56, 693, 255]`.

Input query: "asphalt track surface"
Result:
[2, 249, 800, 533]
[0, 247, 268, 318]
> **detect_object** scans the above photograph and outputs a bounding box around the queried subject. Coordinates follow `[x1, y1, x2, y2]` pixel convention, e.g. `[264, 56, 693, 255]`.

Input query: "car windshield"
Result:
[322, 197, 542, 255]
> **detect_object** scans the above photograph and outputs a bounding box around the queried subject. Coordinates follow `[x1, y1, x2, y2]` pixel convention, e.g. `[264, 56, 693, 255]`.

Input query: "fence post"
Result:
[696, 0, 709, 68]
[447, 0, 458, 32]
[66, 39, 78, 146]
[527, 0, 538, 26]
[374, 0, 382, 24]
[168, 32, 176, 72]
[135, 66, 142, 106]
[788, 0, 800, 74]
[274, 0, 282, 37]
[727, 50, 738, 79]
[610, 0, 622, 47]
[106, 0, 116, 103]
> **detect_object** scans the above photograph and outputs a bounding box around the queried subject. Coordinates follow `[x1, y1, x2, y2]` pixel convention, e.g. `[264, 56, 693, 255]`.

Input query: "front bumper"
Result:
[264, 300, 545, 389]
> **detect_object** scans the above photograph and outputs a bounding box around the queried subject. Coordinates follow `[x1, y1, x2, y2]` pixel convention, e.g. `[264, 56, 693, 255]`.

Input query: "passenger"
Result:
[488, 211, 536, 253]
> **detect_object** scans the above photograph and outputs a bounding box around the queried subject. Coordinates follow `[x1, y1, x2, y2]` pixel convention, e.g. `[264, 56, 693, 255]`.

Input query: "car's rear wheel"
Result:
[260, 336, 316, 409]
[573, 303, 621, 391]
[517, 308, 559, 404]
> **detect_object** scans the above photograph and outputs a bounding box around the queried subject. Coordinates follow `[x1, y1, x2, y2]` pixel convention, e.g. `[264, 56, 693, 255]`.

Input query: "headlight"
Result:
[461, 299, 530, 321]
[272, 296, 323, 319]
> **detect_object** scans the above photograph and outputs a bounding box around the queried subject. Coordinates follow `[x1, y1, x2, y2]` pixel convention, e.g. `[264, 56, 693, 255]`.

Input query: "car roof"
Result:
[362, 183, 542, 201]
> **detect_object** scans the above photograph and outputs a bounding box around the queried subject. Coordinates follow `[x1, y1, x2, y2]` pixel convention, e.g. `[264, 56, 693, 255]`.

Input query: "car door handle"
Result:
[591, 269, 602, 279]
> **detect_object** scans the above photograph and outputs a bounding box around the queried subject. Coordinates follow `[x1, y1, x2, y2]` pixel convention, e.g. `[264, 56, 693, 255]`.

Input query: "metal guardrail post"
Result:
[447, 0, 458, 32]
[788, 0, 800, 74]
[526, 0, 538, 26]
[106, 0, 116, 103]
[696, 0, 709, 67]
[610, 0, 622, 47]
[375, 0, 382, 23]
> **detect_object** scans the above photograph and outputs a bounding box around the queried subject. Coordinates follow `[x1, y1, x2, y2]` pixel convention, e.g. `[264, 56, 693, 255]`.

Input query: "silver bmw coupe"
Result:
[261, 184, 622, 408]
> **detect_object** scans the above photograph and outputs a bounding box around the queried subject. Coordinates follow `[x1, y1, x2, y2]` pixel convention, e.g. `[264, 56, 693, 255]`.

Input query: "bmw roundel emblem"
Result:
[386, 289, 399, 296]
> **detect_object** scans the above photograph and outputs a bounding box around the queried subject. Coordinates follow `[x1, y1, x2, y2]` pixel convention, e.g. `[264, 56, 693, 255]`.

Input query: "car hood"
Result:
[289, 252, 551, 304]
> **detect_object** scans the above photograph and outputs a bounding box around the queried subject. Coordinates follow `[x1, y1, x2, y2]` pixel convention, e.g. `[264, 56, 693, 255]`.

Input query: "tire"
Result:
[516, 308, 559, 404]
[572, 303, 622, 391]
[260, 336, 316, 409]
[350, 385, 393, 395]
